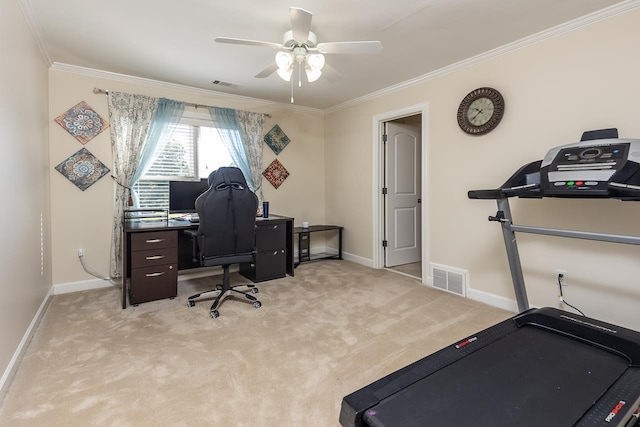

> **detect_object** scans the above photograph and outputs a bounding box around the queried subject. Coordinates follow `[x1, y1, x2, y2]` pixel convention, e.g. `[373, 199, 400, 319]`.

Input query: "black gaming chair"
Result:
[186, 167, 261, 318]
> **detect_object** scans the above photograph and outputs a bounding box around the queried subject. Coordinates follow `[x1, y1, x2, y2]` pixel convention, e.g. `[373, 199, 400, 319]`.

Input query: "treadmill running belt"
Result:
[363, 326, 628, 427]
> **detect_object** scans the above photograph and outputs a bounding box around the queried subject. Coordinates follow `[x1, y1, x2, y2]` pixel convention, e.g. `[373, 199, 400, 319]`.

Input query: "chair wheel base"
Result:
[210, 310, 220, 319]
[187, 300, 196, 308]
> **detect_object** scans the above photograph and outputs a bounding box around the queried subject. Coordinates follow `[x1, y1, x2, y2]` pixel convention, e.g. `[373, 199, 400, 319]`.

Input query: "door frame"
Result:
[372, 103, 429, 284]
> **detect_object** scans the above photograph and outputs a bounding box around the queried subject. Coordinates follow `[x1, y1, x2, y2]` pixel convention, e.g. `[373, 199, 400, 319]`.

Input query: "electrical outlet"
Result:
[77, 248, 85, 259]
[555, 269, 568, 286]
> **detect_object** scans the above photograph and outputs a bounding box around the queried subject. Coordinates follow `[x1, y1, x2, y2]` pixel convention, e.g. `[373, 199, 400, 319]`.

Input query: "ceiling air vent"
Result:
[211, 80, 239, 88]
[429, 263, 467, 297]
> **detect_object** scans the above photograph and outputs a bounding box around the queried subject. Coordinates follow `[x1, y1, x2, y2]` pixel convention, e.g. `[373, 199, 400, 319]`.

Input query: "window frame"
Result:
[134, 110, 234, 210]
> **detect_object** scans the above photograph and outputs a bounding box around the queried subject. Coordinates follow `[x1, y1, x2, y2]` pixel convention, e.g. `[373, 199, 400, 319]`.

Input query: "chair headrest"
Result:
[207, 167, 248, 190]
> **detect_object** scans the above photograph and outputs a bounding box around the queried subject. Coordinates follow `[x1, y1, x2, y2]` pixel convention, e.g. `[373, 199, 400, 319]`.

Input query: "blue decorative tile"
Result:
[264, 124, 290, 155]
[55, 148, 111, 191]
[55, 101, 109, 144]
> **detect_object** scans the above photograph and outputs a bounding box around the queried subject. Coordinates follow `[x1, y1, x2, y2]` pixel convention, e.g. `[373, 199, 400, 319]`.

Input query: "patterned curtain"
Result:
[130, 98, 185, 204]
[236, 110, 265, 205]
[208, 107, 266, 205]
[108, 92, 159, 278]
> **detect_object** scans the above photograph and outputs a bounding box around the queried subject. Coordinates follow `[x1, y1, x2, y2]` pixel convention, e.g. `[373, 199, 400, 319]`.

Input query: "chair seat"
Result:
[201, 252, 254, 267]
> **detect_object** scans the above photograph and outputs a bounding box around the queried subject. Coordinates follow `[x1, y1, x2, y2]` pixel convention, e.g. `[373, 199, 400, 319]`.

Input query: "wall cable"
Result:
[557, 274, 585, 316]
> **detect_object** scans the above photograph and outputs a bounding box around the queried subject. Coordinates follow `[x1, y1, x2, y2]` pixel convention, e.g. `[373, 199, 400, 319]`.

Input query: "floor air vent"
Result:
[429, 263, 467, 297]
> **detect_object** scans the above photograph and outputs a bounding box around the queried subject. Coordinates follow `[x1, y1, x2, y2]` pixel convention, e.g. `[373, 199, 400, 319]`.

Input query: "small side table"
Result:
[293, 225, 343, 267]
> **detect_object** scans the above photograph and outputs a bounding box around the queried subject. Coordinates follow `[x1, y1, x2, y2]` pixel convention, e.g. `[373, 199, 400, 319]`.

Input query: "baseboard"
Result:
[0, 286, 53, 406]
[295, 246, 374, 269]
[466, 286, 518, 313]
[343, 251, 373, 268]
[53, 278, 116, 295]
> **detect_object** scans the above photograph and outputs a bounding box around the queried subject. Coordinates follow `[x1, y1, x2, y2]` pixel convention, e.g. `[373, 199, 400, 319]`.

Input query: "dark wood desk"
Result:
[122, 215, 294, 308]
[293, 225, 343, 267]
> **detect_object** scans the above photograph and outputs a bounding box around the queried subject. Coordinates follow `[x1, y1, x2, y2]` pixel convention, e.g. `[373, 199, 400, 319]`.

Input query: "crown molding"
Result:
[325, 0, 640, 114]
[17, 0, 52, 66]
[50, 63, 325, 116]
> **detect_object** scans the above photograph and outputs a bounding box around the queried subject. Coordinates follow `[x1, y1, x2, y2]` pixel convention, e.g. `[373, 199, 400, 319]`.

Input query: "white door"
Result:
[385, 120, 421, 267]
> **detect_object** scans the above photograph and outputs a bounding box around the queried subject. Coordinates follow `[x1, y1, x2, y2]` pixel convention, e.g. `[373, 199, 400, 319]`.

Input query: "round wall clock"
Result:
[457, 87, 505, 135]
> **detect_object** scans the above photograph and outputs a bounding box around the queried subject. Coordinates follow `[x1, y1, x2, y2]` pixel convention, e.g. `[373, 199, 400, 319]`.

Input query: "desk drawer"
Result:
[131, 230, 177, 251]
[131, 247, 177, 268]
[240, 248, 286, 282]
[130, 263, 177, 304]
[256, 222, 286, 251]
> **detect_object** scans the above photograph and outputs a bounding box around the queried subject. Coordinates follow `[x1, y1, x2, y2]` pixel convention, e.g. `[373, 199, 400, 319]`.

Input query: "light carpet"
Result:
[0, 261, 511, 427]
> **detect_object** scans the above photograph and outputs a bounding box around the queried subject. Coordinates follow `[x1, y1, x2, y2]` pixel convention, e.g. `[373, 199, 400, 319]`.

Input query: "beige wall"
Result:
[5, 1, 640, 395]
[325, 8, 640, 330]
[0, 0, 50, 388]
[48, 70, 326, 286]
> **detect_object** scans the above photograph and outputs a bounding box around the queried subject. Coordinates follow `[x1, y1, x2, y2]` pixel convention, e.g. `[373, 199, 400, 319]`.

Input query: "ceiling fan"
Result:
[215, 7, 383, 87]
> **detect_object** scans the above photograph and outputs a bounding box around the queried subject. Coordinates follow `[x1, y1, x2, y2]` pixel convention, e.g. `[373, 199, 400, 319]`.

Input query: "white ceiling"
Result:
[24, 0, 631, 110]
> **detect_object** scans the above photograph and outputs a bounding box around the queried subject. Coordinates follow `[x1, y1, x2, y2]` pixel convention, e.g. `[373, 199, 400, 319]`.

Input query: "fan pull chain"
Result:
[290, 77, 294, 103]
[298, 64, 302, 88]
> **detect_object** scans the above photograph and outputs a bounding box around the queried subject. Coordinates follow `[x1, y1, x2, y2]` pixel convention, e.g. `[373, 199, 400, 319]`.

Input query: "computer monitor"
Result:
[168, 179, 210, 213]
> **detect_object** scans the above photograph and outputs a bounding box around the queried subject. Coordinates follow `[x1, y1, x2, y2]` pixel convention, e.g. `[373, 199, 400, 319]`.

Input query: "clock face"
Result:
[467, 97, 494, 126]
[457, 87, 504, 135]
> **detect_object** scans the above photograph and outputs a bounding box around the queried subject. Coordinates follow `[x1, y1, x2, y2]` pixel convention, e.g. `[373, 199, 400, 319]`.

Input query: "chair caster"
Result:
[253, 301, 262, 309]
[210, 310, 220, 319]
[187, 300, 196, 308]
[251, 287, 259, 294]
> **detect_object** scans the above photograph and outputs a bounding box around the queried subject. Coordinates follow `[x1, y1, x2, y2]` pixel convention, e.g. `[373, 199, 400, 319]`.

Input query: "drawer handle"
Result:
[146, 238, 165, 243]
[272, 250, 279, 255]
[145, 255, 165, 260]
[146, 272, 165, 277]
[269, 225, 279, 230]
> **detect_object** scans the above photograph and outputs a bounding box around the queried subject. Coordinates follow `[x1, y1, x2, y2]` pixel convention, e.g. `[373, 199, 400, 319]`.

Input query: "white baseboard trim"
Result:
[466, 286, 518, 313]
[343, 251, 373, 268]
[0, 286, 53, 404]
[53, 278, 115, 295]
[296, 246, 373, 269]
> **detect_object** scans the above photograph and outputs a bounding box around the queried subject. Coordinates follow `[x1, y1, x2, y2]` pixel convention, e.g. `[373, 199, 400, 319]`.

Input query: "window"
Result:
[134, 114, 234, 209]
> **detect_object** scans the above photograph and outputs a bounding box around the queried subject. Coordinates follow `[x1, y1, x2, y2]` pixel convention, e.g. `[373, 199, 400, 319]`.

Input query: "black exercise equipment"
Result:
[340, 130, 640, 426]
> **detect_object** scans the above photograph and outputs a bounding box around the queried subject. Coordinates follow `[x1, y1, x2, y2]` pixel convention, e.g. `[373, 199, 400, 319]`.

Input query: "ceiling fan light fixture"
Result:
[306, 53, 325, 72]
[276, 51, 294, 70]
[276, 67, 293, 81]
[305, 67, 322, 82]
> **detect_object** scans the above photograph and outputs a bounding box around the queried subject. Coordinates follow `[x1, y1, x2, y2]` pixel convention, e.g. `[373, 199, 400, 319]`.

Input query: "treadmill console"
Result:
[468, 130, 640, 201]
[540, 139, 640, 196]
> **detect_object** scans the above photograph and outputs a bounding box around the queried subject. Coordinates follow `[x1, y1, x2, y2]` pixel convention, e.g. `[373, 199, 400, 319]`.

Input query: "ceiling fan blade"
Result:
[322, 63, 343, 83]
[316, 41, 383, 55]
[290, 7, 312, 43]
[215, 37, 282, 49]
[255, 63, 278, 78]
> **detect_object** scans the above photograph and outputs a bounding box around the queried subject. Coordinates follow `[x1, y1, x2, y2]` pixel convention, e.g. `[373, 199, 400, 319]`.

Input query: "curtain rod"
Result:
[93, 88, 270, 118]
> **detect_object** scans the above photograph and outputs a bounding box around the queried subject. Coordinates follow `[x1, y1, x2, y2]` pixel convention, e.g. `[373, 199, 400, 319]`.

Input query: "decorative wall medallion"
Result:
[55, 101, 109, 144]
[55, 148, 111, 191]
[262, 158, 290, 189]
[264, 124, 290, 155]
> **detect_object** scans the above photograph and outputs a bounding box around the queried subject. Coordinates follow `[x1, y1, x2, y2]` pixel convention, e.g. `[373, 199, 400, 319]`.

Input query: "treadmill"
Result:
[340, 129, 640, 427]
